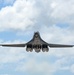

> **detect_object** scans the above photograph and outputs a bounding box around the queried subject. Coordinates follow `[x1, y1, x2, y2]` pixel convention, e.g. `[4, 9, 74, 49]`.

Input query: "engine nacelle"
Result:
[42, 44, 49, 52]
[26, 44, 33, 52]
[33, 45, 41, 53]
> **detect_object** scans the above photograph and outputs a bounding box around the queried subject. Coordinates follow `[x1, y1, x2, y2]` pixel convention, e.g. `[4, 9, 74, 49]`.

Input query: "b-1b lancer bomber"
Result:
[0, 32, 74, 53]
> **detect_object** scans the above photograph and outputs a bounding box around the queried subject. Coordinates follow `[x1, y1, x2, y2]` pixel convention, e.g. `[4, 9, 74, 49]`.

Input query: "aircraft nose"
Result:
[34, 32, 39, 36]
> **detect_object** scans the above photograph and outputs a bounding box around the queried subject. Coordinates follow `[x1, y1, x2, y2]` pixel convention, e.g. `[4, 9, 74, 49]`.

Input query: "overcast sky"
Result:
[0, 0, 74, 75]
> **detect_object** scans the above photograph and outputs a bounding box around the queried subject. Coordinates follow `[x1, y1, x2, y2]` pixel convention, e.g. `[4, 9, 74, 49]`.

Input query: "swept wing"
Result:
[48, 43, 74, 48]
[0, 43, 26, 47]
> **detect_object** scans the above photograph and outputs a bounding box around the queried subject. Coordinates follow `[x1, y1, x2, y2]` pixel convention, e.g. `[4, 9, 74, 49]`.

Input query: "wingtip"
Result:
[0, 44, 2, 46]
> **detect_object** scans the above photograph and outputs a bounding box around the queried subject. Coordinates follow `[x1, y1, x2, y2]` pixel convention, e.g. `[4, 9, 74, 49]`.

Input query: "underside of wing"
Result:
[48, 44, 74, 48]
[0, 43, 26, 47]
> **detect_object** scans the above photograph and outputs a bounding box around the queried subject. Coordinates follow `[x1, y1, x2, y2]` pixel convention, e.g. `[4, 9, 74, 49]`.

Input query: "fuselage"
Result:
[26, 32, 49, 52]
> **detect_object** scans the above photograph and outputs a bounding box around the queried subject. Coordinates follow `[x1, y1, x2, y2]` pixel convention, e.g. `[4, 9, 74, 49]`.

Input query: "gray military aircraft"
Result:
[0, 32, 74, 53]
